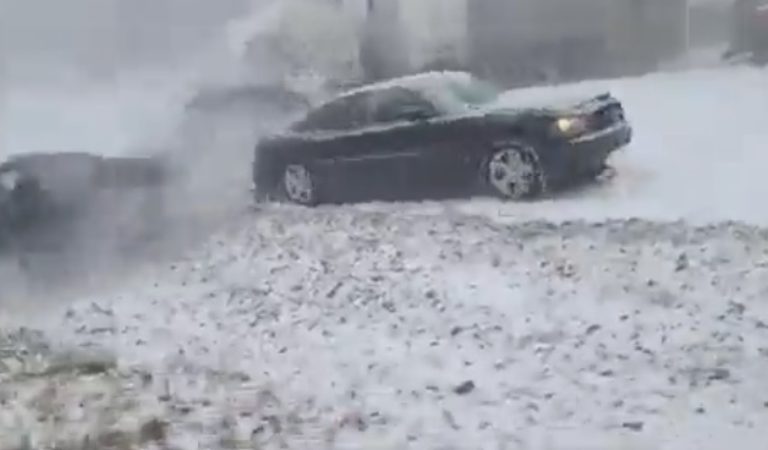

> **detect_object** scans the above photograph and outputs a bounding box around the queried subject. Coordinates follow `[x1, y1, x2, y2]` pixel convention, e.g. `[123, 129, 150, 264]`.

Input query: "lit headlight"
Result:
[553, 116, 588, 136]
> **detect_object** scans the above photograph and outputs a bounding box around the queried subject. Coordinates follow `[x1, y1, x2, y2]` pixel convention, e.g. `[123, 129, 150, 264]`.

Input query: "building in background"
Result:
[397, 0, 468, 71]
[349, 0, 695, 86]
[233, 0, 363, 87]
[357, 0, 410, 81]
[230, 0, 705, 89]
[688, 0, 732, 48]
[466, 0, 691, 86]
[353, 0, 467, 81]
[1, 0, 726, 89]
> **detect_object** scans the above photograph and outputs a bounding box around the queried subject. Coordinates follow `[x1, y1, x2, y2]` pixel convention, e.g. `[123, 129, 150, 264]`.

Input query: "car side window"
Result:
[291, 94, 368, 132]
[367, 87, 437, 126]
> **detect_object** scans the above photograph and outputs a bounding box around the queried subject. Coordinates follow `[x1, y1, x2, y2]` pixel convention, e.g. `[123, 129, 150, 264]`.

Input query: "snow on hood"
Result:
[340, 71, 476, 99]
[487, 88, 610, 114]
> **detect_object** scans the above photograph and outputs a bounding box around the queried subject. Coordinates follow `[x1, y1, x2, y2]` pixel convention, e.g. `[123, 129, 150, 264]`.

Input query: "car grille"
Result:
[591, 104, 625, 130]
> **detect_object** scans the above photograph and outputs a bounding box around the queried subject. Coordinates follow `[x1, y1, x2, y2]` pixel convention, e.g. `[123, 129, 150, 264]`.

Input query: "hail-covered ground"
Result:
[3, 64, 768, 449]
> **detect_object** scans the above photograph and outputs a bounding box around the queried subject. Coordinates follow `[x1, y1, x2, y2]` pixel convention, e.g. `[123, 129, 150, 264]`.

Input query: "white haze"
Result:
[0, 0, 282, 153]
[0, 0, 252, 81]
[0, 0, 301, 305]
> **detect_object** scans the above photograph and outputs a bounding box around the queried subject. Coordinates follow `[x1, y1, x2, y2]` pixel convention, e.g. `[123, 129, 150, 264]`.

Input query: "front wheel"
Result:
[483, 144, 544, 200]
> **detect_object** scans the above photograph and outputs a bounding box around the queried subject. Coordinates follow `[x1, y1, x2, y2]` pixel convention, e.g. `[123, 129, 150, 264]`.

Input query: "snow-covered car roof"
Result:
[338, 71, 478, 99]
[329, 71, 501, 116]
[299, 70, 611, 121]
[335, 71, 605, 115]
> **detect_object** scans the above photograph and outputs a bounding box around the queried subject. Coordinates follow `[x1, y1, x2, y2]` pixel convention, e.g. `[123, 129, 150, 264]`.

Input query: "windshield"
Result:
[426, 77, 502, 115]
[449, 78, 501, 106]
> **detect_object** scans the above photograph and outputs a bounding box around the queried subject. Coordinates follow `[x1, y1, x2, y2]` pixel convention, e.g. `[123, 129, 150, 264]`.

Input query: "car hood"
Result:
[474, 89, 616, 117]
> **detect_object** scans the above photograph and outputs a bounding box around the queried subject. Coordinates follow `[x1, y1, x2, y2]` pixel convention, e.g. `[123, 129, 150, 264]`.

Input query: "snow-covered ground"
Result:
[6, 213, 768, 449]
[3, 64, 768, 449]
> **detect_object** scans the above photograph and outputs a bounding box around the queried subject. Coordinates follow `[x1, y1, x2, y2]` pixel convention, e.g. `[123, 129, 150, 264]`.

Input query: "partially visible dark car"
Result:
[0, 152, 168, 253]
[725, 0, 768, 64]
[252, 71, 632, 205]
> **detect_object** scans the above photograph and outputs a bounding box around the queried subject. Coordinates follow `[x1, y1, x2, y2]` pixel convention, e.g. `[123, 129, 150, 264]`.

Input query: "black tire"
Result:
[482, 141, 545, 200]
[277, 162, 319, 206]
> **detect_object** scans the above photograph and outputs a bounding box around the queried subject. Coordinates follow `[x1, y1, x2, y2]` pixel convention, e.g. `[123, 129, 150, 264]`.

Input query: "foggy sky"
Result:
[0, 0, 736, 84]
[0, 0, 250, 79]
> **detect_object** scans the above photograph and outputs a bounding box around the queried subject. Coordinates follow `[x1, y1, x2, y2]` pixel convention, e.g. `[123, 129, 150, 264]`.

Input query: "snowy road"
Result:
[3, 65, 768, 449]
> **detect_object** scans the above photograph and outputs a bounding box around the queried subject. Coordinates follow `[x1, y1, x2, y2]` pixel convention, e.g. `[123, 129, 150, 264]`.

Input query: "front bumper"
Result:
[543, 121, 632, 186]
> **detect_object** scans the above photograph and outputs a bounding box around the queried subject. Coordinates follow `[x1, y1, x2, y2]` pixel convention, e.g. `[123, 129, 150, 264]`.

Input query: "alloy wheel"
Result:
[487, 147, 539, 200]
[282, 164, 315, 205]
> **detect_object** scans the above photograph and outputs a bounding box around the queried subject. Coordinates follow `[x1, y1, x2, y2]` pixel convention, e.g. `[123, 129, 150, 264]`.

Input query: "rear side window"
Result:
[291, 93, 368, 132]
[366, 87, 438, 125]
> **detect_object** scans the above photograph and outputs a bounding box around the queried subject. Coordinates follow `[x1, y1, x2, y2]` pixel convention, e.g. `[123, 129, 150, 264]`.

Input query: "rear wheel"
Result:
[279, 162, 318, 206]
[484, 143, 544, 200]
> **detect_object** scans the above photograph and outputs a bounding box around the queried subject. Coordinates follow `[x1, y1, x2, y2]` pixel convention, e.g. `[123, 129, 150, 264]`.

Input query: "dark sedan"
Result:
[252, 71, 632, 205]
[726, 0, 768, 64]
[0, 152, 168, 253]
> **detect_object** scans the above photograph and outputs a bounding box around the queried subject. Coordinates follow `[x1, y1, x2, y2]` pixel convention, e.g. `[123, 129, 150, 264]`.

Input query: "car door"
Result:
[335, 86, 449, 199]
[284, 94, 370, 199]
[296, 87, 436, 201]
[364, 87, 483, 196]
[354, 87, 436, 198]
[290, 87, 460, 201]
